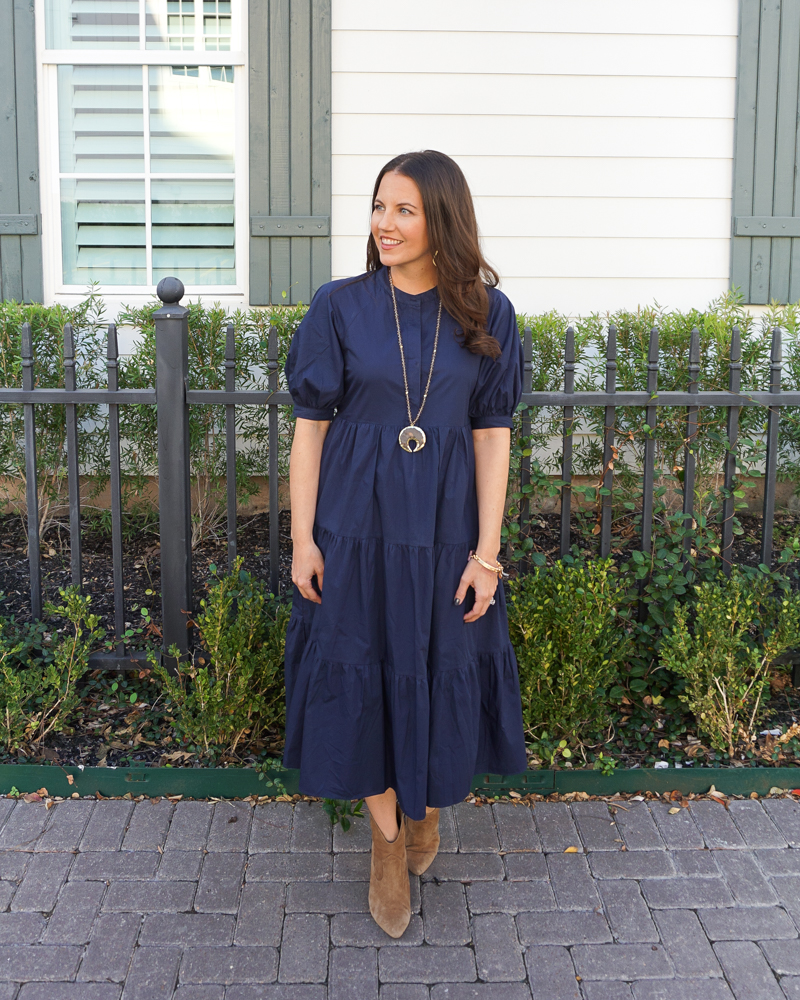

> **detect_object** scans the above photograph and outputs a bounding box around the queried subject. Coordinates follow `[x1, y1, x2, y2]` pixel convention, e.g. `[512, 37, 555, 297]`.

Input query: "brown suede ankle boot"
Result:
[404, 807, 440, 875]
[368, 807, 411, 939]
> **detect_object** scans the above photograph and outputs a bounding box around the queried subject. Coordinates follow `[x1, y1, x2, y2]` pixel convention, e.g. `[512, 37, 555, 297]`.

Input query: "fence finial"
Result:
[157, 276, 184, 305]
[63, 324, 75, 365]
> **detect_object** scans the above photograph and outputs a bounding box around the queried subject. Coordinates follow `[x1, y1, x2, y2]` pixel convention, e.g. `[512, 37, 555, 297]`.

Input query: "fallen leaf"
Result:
[564, 846, 579, 853]
[658, 739, 670, 749]
[509, 791, 521, 799]
[669, 807, 681, 815]
[66, 774, 74, 786]
[22, 793, 41, 803]
[36, 787, 48, 797]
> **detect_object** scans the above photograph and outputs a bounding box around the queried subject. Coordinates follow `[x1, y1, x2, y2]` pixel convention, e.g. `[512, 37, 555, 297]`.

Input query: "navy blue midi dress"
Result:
[282, 265, 528, 820]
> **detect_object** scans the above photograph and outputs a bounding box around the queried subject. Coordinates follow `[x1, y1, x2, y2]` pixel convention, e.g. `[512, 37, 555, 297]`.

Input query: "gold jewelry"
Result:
[389, 268, 442, 453]
[432, 250, 439, 268]
[469, 550, 506, 579]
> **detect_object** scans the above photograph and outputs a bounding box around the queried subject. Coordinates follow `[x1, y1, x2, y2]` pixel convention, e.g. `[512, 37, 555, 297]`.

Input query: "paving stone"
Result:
[42, 881, 104, 944]
[466, 880, 554, 914]
[70, 852, 159, 881]
[36, 800, 94, 852]
[78, 912, 141, 982]
[121, 799, 173, 851]
[546, 854, 601, 910]
[588, 851, 674, 880]
[714, 940, 785, 999]
[278, 914, 329, 984]
[760, 939, 800, 975]
[235, 883, 285, 946]
[492, 803, 540, 852]
[0, 987, 17, 1000]
[207, 801, 253, 852]
[523, 944, 580, 1000]
[472, 913, 526, 982]
[699, 906, 797, 941]
[631, 982, 734, 1000]
[379, 946, 476, 984]
[779, 978, 800, 1000]
[0, 851, 29, 880]
[180, 947, 279, 985]
[195, 852, 245, 913]
[0, 804, 48, 851]
[763, 799, 800, 847]
[649, 803, 703, 850]
[140, 913, 235, 947]
[250, 803, 294, 853]
[0, 801, 15, 835]
[729, 802, 787, 848]
[290, 804, 331, 853]
[422, 882, 470, 945]
[286, 880, 369, 913]
[640, 876, 733, 909]
[331, 912, 424, 947]
[173, 989, 225, 1000]
[156, 851, 203, 881]
[438, 807, 458, 853]
[714, 851, 776, 905]
[121, 946, 180, 1000]
[453, 803, 499, 852]
[0, 944, 81, 982]
[762, 876, 800, 922]
[614, 804, 664, 852]
[11, 854, 71, 912]
[571, 802, 622, 852]
[516, 910, 611, 947]
[597, 881, 658, 943]
[328, 946, 378, 1000]
[533, 803, 581, 853]
[17, 987, 121, 1000]
[652, 909, 721, 978]
[503, 853, 548, 881]
[333, 853, 370, 880]
[333, 814, 372, 853]
[757, 850, 800, 875]
[79, 801, 133, 852]
[226, 989, 326, 1000]
[421, 853, 504, 882]
[691, 801, 746, 849]
[581, 985, 633, 1000]
[103, 880, 195, 913]
[0, 882, 15, 911]
[0, 912, 45, 944]
[430, 987, 532, 1000]
[381, 987, 429, 1000]
[572, 944, 672, 981]
[247, 852, 332, 882]
[164, 802, 212, 851]
[670, 850, 719, 876]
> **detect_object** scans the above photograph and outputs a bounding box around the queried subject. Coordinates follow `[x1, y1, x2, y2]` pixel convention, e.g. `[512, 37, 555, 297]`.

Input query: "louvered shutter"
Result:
[249, 0, 331, 306]
[732, 0, 800, 304]
[0, 0, 43, 302]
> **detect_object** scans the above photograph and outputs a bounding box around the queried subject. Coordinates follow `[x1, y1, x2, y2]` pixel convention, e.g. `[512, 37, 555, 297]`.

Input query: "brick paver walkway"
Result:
[1, 795, 800, 998]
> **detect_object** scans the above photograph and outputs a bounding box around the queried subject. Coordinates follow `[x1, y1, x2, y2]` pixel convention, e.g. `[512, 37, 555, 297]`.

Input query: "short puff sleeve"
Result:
[468, 290, 523, 430]
[284, 285, 346, 420]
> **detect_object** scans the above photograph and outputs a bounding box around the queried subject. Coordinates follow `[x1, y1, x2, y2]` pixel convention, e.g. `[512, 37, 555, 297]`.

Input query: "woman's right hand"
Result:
[292, 539, 325, 604]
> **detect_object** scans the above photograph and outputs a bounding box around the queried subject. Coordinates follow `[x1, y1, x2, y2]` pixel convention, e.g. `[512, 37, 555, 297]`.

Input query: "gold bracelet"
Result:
[470, 551, 504, 579]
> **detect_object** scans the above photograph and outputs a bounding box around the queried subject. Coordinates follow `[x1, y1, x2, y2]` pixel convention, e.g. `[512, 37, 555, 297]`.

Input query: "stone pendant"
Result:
[399, 425, 427, 453]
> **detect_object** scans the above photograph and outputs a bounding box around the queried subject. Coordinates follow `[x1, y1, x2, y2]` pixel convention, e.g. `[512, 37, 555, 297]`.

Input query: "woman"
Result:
[283, 150, 527, 938]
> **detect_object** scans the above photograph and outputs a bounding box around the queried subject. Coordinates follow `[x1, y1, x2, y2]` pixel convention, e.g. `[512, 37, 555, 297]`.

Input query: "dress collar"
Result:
[377, 264, 440, 304]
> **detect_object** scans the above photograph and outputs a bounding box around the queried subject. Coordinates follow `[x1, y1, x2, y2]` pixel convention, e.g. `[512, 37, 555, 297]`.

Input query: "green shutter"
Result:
[249, 0, 331, 306]
[732, 0, 800, 304]
[0, 0, 43, 303]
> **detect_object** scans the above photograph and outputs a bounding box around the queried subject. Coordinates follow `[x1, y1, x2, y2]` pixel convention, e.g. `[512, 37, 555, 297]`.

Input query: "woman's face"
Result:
[371, 171, 431, 270]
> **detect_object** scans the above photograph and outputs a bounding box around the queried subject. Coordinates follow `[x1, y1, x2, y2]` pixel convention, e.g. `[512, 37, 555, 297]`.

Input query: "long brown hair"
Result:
[366, 150, 501, 358]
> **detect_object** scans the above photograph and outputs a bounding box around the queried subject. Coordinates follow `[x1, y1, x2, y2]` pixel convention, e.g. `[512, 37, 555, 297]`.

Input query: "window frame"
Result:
[35, 0, 250, 303]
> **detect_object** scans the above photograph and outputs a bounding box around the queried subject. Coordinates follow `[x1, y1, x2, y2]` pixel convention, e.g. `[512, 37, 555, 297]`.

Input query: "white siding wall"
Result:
[331, 0, 739, 316]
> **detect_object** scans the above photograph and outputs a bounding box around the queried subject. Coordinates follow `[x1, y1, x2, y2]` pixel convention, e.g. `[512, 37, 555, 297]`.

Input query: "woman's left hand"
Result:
[454, 554, 499, 622]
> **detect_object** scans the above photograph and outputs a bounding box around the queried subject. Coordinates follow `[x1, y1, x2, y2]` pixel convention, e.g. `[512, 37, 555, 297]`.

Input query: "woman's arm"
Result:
[453, 426, 511, 622]
[290, 417, 331, 604]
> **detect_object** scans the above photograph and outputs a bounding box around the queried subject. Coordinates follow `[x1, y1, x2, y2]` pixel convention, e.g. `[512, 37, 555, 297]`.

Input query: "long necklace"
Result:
[389, 268, 442, 453]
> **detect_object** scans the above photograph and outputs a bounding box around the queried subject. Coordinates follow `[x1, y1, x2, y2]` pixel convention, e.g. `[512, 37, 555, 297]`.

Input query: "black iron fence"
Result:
[0, 277, 797, 668]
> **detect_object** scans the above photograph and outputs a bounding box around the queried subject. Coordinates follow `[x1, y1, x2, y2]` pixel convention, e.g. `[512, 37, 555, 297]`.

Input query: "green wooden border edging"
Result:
[0, 765, 797, 799]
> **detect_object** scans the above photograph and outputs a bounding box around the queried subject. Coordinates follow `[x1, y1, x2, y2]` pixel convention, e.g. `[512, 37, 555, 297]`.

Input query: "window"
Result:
[38, 0, 246, 294]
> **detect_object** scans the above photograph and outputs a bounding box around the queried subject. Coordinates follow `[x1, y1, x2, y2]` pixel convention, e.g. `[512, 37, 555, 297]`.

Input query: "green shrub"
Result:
[0, 588, 104, 751]
[152, 558, 290, 755]
[660, 570, 800, 756]
[507, 558, 632, 739]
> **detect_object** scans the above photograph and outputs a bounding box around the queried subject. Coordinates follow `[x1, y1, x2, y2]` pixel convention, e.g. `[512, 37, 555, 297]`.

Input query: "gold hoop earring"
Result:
[432, 250, 439, 268]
